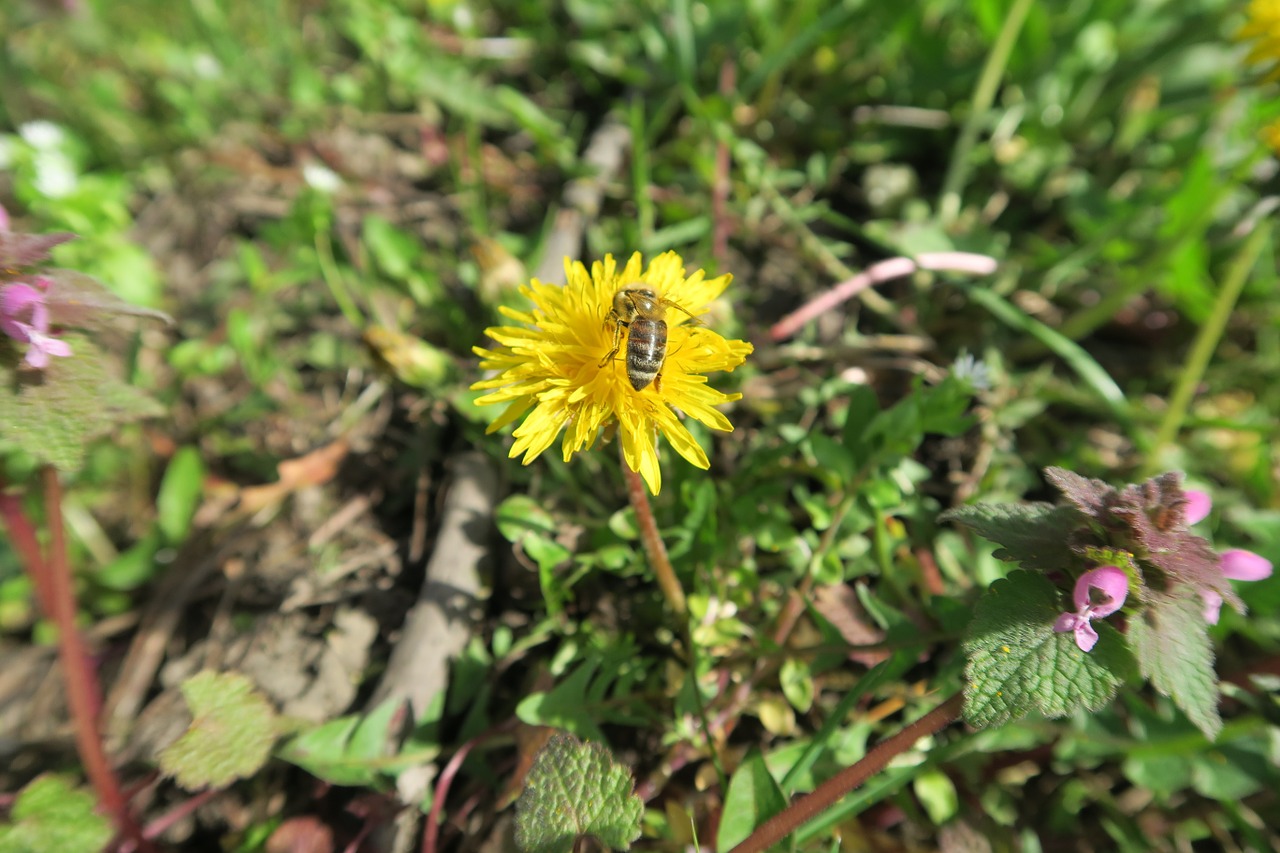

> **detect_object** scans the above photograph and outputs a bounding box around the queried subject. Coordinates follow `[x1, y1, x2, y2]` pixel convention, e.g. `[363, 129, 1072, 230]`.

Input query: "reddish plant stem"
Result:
[423, 721, 513, 853]
[0, 488, 55, 616]
[769, 252, 998, 341]
[135, 788, 219, 846]
[622, 462, 686, 617]
[729, 692, 964, 853]
[38, 467, 150, 852]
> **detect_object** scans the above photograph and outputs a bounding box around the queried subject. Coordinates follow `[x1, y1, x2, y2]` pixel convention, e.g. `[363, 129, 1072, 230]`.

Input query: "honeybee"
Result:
[599, 284, 701, 392]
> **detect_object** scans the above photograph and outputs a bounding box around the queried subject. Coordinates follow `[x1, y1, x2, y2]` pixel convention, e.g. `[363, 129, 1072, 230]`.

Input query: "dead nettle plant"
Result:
[0, 213, 170, 852]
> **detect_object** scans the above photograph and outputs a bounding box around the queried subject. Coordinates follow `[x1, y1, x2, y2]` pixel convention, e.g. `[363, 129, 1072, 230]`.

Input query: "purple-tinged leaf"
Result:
[0, 231, 76, 269]
[42, 268, 173, 329]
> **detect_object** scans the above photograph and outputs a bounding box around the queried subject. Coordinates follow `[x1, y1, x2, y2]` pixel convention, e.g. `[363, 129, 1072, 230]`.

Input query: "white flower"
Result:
[19, 121, 66, 151]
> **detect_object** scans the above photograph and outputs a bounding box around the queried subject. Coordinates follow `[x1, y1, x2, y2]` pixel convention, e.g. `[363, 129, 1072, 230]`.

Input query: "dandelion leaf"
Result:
[514, 732, 642, 853]
[963, 571, 1131, 728]
[159, 671, 279, 790]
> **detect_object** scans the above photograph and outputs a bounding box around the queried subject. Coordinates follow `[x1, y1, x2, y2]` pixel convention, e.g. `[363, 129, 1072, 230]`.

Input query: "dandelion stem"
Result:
[1147, 223, 1270, 473]
[622, 460, 687, 617]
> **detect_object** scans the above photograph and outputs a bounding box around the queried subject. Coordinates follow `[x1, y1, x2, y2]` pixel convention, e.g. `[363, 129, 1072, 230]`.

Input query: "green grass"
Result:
[1, 0, 1278, 850]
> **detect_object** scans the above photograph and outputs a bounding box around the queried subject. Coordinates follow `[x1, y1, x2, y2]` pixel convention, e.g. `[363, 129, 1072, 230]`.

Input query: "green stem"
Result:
[938, 0, 1035, 226]
[730, 693, 963, 853]
[621, 461, 686, 617]
[1147, 224, 1271, 472]
[314, 226, 364, 329]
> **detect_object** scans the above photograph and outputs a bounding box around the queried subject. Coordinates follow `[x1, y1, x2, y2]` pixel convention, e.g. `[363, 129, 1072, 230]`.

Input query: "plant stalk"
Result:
[621, 461, 686, 616]
[37, 468, 150, 851]
[729, 692, 964, 853]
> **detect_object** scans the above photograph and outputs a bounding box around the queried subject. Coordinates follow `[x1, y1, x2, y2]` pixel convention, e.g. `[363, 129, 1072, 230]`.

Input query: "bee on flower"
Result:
[471, 251, 753, 494]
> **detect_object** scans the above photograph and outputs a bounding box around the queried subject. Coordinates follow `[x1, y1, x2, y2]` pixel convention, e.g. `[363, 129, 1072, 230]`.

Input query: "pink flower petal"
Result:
[1073, 620, 1099, 652]
[1200, 589, 1223, 625]
[1220, 549, 1273, 582]
[1, 283, 41, 321]
[1183, 489, 1212, 526]
[1053, 612, 1084, 633]
[0, 282, 50, 337]
[1072, 566, 1128, 616]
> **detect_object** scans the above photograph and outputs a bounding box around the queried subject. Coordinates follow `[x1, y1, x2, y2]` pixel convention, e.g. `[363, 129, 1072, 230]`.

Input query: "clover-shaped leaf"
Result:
[514, 731, 642, 853]
[159, 671, 280, 790]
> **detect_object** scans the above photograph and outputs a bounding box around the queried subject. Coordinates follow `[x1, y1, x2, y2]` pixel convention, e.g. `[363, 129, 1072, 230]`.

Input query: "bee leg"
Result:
[599, 320, 626, 368]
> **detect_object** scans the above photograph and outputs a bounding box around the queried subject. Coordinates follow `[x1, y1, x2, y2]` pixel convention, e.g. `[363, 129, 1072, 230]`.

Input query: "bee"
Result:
[599, 284, 701, 392]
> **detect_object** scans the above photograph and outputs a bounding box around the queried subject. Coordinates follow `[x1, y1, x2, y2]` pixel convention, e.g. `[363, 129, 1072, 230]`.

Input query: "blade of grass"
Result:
[962, 283, 1132, 427]
[1146, 223, 1271, 474]
[937, 0, 1035, 227]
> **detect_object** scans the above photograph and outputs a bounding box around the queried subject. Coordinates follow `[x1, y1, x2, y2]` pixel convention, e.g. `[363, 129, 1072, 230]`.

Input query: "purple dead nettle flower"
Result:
[0, 276, 73, 369]
[1184, 489, 1274, 624]
[1054, 565, 1128, 652]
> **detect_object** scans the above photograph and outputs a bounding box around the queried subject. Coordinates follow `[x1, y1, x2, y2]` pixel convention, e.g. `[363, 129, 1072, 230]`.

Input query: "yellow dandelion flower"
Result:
[1263, 117, 1280, 154]
[1240, 0, 1280, 79]
[471, 251, 753, 495]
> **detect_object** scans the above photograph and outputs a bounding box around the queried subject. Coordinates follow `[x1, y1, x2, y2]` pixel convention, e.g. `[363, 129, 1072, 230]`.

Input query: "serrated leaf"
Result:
[716, 749, 788, 852]
[963, 571, 1130, 728]
[278, 698, 425, 787]
[159, 671, 279, 790]
[0, 775, 113, 853]
[514, 732, 642, 853]
[42, 268, 173, 329]
[0, 231, 76, 268]
[941, 502, 1079, 571]
[0, 334, 164, 471]
[1129, 593, 1221, 740]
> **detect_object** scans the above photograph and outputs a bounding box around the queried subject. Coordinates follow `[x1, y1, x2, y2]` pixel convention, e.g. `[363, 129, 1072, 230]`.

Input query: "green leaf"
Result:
[1129, 593, 1221, 740]
[159, 671, 279, 790]
[156, 446, 205, 544]
[514, 732, 643, 853]
[362, 215, 422, 282]
[716, 748, 789, 852]
[0, 775, 113, 853]
[913, 768, 959, 825]
[963, 571, 1130, 729]
[278, 698, 428, 787]
[0, 334, 164, 471]
[941, 502, 1080, 572]
[516, 663, 608, 743]
[779, 658, 814, 714]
